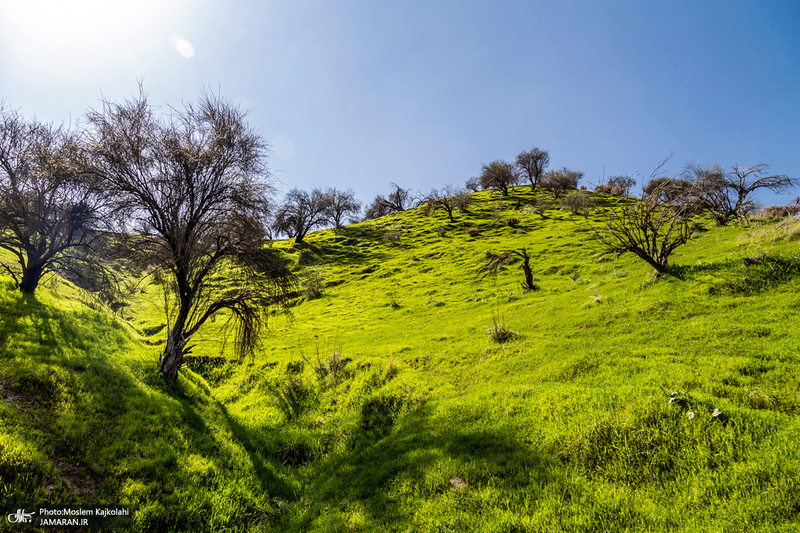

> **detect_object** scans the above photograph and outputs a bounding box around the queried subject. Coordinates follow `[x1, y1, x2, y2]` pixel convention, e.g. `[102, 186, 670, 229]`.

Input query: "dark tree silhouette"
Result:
[364, 183, 414, 220]
[0, 104, 107, 295]
[86, 90, 295, 385]
[479, 160, 517, 196]
[515, 148, 550, 191]
[423, 185, 469, 222]
[273, 188, 332, 242]
[324, 187, 361, 229]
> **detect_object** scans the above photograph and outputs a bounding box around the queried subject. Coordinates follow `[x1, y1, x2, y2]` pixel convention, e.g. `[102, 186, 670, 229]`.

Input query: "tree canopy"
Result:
[85, 90, 295, 384]
[0, 104, 107, 295]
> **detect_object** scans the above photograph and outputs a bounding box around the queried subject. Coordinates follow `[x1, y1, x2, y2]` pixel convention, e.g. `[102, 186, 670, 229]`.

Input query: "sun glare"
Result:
[0, 0, 198, 79]
[170, 34, 196, 59]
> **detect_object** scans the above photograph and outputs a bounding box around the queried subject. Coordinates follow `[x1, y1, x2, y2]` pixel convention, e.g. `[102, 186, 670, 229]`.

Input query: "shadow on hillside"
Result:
[0, 291, 295, 522]
[290, 226, 397, 267]
[214, 401, 297, 499]
[291, 402, 557, 528]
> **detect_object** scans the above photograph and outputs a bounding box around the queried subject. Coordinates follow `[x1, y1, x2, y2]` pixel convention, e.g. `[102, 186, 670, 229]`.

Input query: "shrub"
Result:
[309, 349, 353, 387]
[285, 360, 305, 374]
[383, 229, 400, 245]
[487, 314, 517, 343]
[532, 197, 553, 216]
[359, 395, 403, 434]
[504, 217, 519, 227]
[478, 248, 538, 291]
[561, 191, 594, 215]
[760, 204, 800, 220]
[297, 249, 312, 265]
[275, 378, 313, 422]
[542, 167, 584, 198]
[466, 227, 480, 237]
[452, 193, 473, 212]
[436, 226, 447, 237]
[595, 184, 613, 195]
[300, 267, 326, 300]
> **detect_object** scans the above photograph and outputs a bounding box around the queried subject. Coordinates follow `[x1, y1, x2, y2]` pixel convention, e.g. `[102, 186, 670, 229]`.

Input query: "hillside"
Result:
[1, 188, 799, 532]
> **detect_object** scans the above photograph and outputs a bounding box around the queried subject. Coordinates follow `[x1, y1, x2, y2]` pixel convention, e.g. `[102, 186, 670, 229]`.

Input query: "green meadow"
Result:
[1, 189, 799, 531]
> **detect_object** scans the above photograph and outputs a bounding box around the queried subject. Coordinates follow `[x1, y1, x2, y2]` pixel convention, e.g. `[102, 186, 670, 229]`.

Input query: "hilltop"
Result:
[1, 188, 799, 532]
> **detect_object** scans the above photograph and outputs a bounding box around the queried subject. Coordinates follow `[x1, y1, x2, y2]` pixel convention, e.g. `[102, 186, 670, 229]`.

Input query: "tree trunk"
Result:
[160, 328, 187, 385]
[160, 304, 190, 385]
[19, 264, 44, 294]
[636, 252, 667, 275]
[521, 256, 536, 291]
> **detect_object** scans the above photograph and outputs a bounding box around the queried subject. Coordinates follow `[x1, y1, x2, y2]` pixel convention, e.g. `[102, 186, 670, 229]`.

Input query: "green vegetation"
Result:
[2, 189, 800, 532]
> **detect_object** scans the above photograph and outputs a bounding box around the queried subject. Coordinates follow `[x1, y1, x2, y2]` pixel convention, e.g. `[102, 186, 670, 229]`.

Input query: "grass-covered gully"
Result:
[1, 188, 800, 531]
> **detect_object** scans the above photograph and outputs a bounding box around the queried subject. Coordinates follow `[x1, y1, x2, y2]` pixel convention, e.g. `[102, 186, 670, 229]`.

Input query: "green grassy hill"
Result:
[2, 189, 799, 532]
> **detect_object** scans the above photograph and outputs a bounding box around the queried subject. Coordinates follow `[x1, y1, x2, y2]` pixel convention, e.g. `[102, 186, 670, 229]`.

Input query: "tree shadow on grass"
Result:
[213, 400, 296, 500]
[0, 288, 296, 530]
[289, 402, 558, 530]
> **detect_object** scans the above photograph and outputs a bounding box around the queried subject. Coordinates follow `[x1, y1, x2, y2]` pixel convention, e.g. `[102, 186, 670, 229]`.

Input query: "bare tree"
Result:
[324, 187, 361, 229]
[273, 188, 332, 242]
[542, 167, 583, 198]
[515, 148, 550, 191]
[364, 183, 414, 220]
[0, 104, 108, 295]
[423, 185, 468, 222]
[682, 163, 732, 226]
[642, 176, 693, 206]
[589, 160, 695, 276]
[85, 90, 295, 385]
[682, 162, 796, 226]
[478, 248, 537, 291]
[479, 160, 517, 196]
[465, 176, 481, 192]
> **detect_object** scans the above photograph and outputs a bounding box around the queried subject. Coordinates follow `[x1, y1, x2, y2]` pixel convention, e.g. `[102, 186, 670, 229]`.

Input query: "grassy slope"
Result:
[1, 188, 799, 532]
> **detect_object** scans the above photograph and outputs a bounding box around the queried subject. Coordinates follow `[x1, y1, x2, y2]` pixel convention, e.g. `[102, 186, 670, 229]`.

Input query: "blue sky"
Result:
[1, 1, 798, 206]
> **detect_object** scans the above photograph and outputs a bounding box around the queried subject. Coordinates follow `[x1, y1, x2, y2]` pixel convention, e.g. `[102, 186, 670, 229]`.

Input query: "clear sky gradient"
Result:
[1, 0, 798, 205]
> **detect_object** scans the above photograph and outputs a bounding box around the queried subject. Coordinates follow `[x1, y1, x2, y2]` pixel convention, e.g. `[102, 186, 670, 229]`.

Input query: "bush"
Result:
[285, 360, 305, 374]
[452, 193, 473, 212]
[383, 229, 400, 245]
[310, 349, 353, 387]
[504, 217, 519, 227]
[436, 226, 447, 237]
[760, 204, 800, 220]
[359, 395, 403, 435]
[561, 191, 593, 215]
[275, 378, 314, 422]
[466, 227, 480, 237]
[487, 315, 517, 343]
[297, 249, 312, 265]
[532, 197, 553, 216]
[300, 267, 326, 300]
